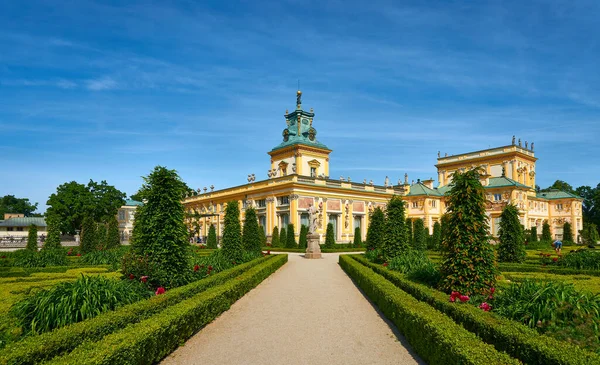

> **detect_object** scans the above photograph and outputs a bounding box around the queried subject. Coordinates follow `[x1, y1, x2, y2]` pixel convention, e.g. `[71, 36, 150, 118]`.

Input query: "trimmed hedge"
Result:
[498, 263, 600, 277]
[262, 247, 365, 253]
[351, 255, 600, 365]
[0, 255, 277, 365]
[47, 254, 287, 365]
[339, 255, 519, 365]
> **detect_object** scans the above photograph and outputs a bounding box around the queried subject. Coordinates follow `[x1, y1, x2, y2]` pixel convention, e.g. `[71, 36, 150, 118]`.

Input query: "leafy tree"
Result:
[382, 196, 409, 260]
[207, 224, 218, 248]
[577, 184, 600, 231]
[259, 225, 267, 248]
[26, 224, 38, 251]
[440, 168, 497, 296]
[431, 221, 442, 250]
[440, 214, 450, 249]
[80, 216, 97, 254]
[366, 207, 385, 251]
[543, 180, 576, 194]
[87, 180, 127, 222]
[43, 215, 62, 249]
[129, 166, 190, 288]
[581, 223, 599, 248]
[271, 226, 280, 247]
[222, 200, 243, 263]
[563, 222, 574, 243]
[242, 207, 261, 253]
[0, 195, 38, 217]
[106, 216, 120, 249]
[353, 227, 362, 247]
[412, 218, 427, 251]
[325, 223, 335, 248]
[542, 221, 552, 241]
[530, 226, 538, 242]
[286, 224, 297, 248]
[298, 225, 308, 249]
[280, 227, 287, 248]
[498, 204, 526, 263]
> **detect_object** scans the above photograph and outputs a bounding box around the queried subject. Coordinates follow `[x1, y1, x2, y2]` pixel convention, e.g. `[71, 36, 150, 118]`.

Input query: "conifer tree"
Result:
[207, 224, 217, 248]
[222, 200, 243, 262]
[280, 227, 287, 248]
[106, 215, 120, 249]
[431, 221, 442, 250]
[366, 207, 385, 251]
[562, 222, 573, 243]
[26, 224, 38, 251]
[325, 223, 335, 248]
[242, 207, 262, 253]
[498, 204, 526, 263]
[259, 225, 267, 248]
[530, 226, 538, 242]
[270, 226, 280, 247]
[413, 218, 427, 251]
[440, 214, 450, 249]
[382, 195, 409, 260]
[440, 169, 497, 296]
[43, 214, 62, 250]
[286, 224, 297, 248]
[96, 223, 107, 250]
[353, 227, 362, 247]
[80, 215, 97, 254]
[542, 221, 552, 241]
[407, 219, 413, 247]
[581, 223, 599, 247]
[298, 225, 308, 249]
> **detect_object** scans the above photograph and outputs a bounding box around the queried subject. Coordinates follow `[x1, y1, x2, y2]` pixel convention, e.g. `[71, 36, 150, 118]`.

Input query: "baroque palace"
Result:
[183, 92, 583, 244]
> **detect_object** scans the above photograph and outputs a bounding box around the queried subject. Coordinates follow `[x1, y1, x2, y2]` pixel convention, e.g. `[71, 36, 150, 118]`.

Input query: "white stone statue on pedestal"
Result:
[308, 204, 318, 234]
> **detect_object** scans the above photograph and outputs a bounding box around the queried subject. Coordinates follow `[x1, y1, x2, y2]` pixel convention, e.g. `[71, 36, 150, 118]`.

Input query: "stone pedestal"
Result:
[305, 233, 322, 259]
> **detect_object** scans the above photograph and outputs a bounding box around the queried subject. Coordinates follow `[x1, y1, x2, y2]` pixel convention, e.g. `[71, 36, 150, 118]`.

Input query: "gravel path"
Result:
[162, 253, 424, 365]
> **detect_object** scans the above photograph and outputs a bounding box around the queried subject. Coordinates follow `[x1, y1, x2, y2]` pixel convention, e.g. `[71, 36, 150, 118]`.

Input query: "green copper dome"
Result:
[271, 91, 330, 152]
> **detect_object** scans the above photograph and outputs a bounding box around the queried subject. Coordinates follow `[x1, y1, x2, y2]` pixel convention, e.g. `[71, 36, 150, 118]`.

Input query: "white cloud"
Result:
[86, 77, 118, 91]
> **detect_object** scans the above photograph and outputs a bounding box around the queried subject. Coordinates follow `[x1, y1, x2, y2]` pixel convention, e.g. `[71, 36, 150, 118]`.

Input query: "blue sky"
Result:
[1, 0, 599, 213]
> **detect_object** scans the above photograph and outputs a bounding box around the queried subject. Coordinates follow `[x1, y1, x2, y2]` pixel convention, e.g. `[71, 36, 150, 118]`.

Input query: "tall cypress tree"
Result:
[298, 225, 308, 249]
[279, 227, 287, 248]
[207, 224, 217, 248]
[43, 214, 62, 250]
[26, 224, 38, 251]
[96, 222, 107, 250]
[242, 207, 261, 253]
[286, 223, 297, 248]
[413, 218, 427, 251]
[407, 219, 413, 247]
[498, 204, 526, 263]
[353, 226, 362, 247]
[366, 207, 385, 251]
[562, 222, 573, 243]
[542, 221, 552, 241]
[222, 200, 243, 262]
[106, 215, 120, 249]
[325, 223, 335, 248]
[382, 195, 409, 260]
[432, 221, 442, 250]
[259, 225, 267, 248]
[80, 215, 97, 254]
[271, 226, 280, 247]
[530, 226, 538, 242]
[440, 169, 497, 296]
[129, 166, 190, 288]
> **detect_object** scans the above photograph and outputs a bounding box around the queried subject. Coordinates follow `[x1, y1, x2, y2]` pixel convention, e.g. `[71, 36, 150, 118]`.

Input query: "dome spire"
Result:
[296, 89, 302, 109]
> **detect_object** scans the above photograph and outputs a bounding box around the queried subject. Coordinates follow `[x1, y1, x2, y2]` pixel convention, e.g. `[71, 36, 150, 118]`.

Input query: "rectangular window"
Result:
[431, 200, 437, 208]
[310, 167, 317, 177]
[278, 196, 289, 205]
[353, 215, 362, 230]
[412, 202, 418, 208]
[328, 214, 338, 240]
[7, 227, 14, 231]
[300, 213, 309, 228]
[256, 199, 266, 208]
[17, 227, 23, 231]
[118, 210, 126, 220]
[556, 204, 563, 210]
[494, 194, 502, 201]
[280, 214, 289, 227]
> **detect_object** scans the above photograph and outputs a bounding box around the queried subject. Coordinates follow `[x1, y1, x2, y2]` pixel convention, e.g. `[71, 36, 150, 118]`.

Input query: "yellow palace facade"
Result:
[183, 92, 583, 244]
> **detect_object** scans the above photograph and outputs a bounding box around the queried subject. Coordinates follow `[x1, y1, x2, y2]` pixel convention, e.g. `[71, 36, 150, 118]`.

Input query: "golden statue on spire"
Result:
[296, 90, 302, 108]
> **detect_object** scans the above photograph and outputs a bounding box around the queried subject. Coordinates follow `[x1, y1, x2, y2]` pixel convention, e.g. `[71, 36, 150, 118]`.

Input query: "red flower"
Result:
[553, 257, 558, 262]
[208, 265, 213, 271]
[267, 250, 271, 255]
[383, 262, 389, 267]
[449, 295, 456, 302]
[129, 274, 135, 280]
[490, 287, 495, 294]
[459, 295, 470, 303]
[140, 276, 148, 283]
[479, 302, 491, 312]
[194, 264, 200, 272]
[155, 287, 165, 295]
[67, 251, 72, 256]
[450, 291, 460, 298]
[0, 255, 6, 259]
[76, 253, 81, 257]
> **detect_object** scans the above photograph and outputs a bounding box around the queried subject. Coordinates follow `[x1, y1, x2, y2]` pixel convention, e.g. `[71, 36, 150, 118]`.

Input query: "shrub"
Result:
[562, 222, 573, 243]
[440, 168, 497, 296]
[339, 255, 520, 365]
[43, 214, 62, 250]
[365, 248, 385, 263]
[13, 248, 68, 268]
[221, 201, 243, 263]
[542, 221, 552, 241]
[366, 207, 385, 251]
[129, 166, 190, 288]
[431, 221, 441, 250]
[406, 219, 413, 246]
[581, 223, 599, 248]
[388, 250, 441, 286]
[412, 218, 426, 251]
[242, 207, 261, 253]
[286, 224, 297, 248]
[298, 225, 308, 249]
[383, 196, 409, 260]
[353, 226, 362, 247]
[11, 275, 151, 335]
[26, 225, 38, 251]
[95, 222, 107, 250]
[259, 225, 267, 248]
[498, 204, 526, 263]
[80, 216, 97, 254]
[190, 249, 261, 276]
[324, 223, 335, 248]
[207, 224, 217, 249]
[81, 246, 128, 267]
[270, 226, 280, 247]
[559, 249, 600, 270]
[279, 226, 287, 248]
[530, 226, 538, 242]
[106, 216, 120, 249]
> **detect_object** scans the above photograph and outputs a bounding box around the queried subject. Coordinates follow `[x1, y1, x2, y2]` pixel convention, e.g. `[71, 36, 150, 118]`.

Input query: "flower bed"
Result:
[45, 254, 287, 365]
[0, 255, 279, 365]
[349, 254, 600, 365]
[339, 255, 519, 365]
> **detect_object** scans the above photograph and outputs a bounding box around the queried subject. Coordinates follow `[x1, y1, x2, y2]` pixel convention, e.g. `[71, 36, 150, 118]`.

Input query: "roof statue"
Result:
[512, 135, 515, 145]
[531, 142, 534, 151]
[518, 138, 522, 147]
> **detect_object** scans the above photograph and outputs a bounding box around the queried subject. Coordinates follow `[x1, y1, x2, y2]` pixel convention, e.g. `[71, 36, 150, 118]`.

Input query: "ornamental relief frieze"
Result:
[327, 199, 341, 211]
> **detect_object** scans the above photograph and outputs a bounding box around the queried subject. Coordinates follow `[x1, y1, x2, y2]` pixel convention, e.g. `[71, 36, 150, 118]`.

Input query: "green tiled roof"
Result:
[407, 182, 443, 197]
[486, 176, 530, 189]
[0, 217, 46, 227]
[537, 189, 582, 200]
[125, 199, 143, 206]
